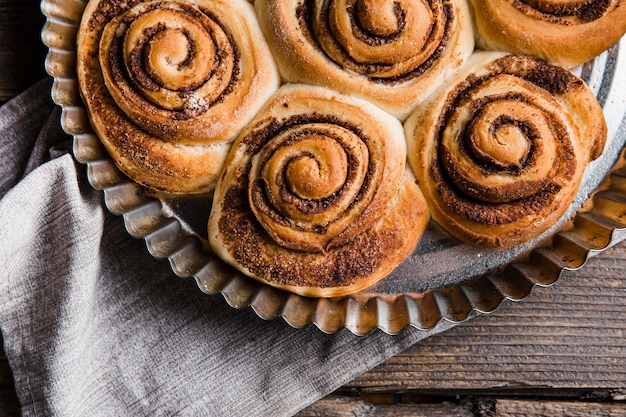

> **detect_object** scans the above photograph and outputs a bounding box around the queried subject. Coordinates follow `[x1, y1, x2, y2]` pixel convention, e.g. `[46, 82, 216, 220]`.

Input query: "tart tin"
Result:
[42, 0, 626, 335]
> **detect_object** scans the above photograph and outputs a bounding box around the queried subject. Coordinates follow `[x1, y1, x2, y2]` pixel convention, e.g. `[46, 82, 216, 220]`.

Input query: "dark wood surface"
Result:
[2, 0, 626, 415]
[0, 0, 47, 102]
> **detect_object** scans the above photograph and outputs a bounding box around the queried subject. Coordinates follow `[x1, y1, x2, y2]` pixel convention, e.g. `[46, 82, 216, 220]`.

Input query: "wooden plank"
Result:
[345, 241, 626, 393]
[495, 399, 626, 417]
[294, 395, 475, 417]
[299, 396, 626, 417]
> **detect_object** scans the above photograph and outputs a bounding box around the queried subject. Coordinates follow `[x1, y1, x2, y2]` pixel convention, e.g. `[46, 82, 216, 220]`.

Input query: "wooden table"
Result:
[2, 1, 625, 415]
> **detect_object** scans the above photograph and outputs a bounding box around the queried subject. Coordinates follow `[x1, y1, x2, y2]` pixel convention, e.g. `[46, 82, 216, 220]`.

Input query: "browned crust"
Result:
[405, 52, 607, 248]
[208, 84, 430, 297]
[76, 0, 279, 194]
[469, 0, 626, 68]
[254, 0, 475, 120]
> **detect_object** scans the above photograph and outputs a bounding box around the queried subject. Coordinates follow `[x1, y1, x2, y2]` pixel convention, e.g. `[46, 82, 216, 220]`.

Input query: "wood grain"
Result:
[295, 395, 476, 417]
[299, 396, 626, 417]
[345, 242, 626, 394]
[494, 400, 626, 417]
[291, 241, 626, 415]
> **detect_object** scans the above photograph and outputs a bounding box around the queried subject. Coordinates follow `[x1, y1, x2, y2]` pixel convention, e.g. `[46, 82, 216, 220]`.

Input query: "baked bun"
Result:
[208, 84, 430, 297]
[405, 52, 607, 248]
[255, 0, 474, 120]
[469, 0, 626, 68]
[77, 0, 279, 194]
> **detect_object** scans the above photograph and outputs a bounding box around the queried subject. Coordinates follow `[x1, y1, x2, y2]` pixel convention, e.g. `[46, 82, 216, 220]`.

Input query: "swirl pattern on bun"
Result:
[405, 52, 607, 248]
[255, 0, 474, 120]
[77, 0, 279, 194]
[209, 84, 430, 297]
[469, 0, 626, 68]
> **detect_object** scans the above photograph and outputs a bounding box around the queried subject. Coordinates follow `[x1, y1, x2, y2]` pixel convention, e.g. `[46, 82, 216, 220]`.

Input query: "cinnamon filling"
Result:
[296, 0, 454, 83]
[432, 55, 578, 224]
[513, 0, 611, 23]
[101, 1, 240, 124]
[244, 114, 379, 252]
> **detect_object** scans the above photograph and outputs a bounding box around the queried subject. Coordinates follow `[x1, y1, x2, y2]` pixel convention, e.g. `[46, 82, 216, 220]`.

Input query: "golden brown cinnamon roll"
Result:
[405, 52, 607, 248]
[77, 0, 279, 194]
[255, 0, 474, 120]
[469, 0, 626, 68]
[208, 84, 430, 297]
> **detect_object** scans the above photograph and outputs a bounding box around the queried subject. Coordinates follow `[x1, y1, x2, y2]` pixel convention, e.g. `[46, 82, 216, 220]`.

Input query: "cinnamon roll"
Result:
[469, 0, 626, 68]
[255, 0, 474, 120]
[405, 52, 607, 248]
[208, 84, 430, 297]
[77, 0, 279, 194]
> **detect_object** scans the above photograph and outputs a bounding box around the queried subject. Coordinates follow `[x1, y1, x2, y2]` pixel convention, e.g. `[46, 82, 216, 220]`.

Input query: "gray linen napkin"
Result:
[0, 78, 457, 417]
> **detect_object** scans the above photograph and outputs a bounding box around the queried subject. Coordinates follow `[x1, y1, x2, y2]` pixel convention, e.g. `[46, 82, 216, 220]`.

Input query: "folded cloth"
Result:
[0, 78, 458, 417]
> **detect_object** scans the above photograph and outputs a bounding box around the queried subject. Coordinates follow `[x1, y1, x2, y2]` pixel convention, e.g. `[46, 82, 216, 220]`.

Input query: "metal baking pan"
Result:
[41, 0, 626, 334]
